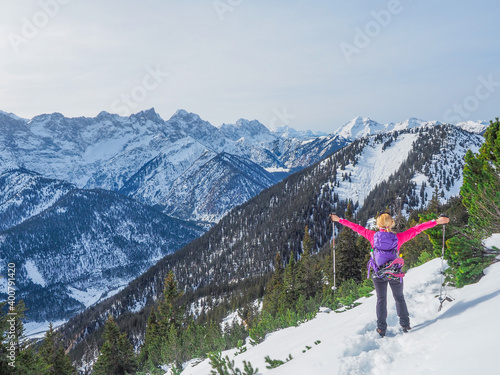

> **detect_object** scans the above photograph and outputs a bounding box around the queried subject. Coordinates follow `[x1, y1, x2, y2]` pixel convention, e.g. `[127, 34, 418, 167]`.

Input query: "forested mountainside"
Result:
[0, 168, 75, 232]
[60, 124, 482, 364]
[158, 152, 280, 223]
[0, 180, 203, 322]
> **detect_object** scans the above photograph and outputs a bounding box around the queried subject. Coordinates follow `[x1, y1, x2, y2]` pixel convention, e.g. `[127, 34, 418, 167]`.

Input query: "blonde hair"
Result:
[376, 213, 395, 232]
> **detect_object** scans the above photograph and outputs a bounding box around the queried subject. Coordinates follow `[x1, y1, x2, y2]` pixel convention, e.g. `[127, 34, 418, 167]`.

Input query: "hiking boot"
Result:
[376, 328, 386, 337]
[402, 325, 411, 333]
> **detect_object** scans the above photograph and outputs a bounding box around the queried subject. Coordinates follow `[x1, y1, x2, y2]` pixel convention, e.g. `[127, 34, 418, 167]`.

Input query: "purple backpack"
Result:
[367, 231, 398, 278]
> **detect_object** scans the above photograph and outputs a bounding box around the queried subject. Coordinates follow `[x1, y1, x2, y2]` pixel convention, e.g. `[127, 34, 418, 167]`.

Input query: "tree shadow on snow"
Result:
[412, 289, 500, 332]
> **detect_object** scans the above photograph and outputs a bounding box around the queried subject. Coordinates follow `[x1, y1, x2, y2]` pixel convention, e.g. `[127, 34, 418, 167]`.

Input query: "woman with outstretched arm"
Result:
[329, 213, 449, 337]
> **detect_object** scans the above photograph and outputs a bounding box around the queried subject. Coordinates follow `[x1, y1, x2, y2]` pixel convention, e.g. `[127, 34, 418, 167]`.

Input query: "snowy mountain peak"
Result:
[272, 125, 328, 140]
[0, 110, 27, 122]
[130, 107, 163, 122]
[29, 112, 66, 123]
[394, 117, 423, 128]
[456, 120, 489, 134]
[170, 109, 203, 123]
[390, 118, 443, 131]
[96, 110, 115, 119]
[168, 109, 214, 131]
[219, 119, 272, 141]
[235, 118, 269, 132]
[335, 116, 385, 139]
[166, 110, 222, 148]
[336, 116, 448, 140]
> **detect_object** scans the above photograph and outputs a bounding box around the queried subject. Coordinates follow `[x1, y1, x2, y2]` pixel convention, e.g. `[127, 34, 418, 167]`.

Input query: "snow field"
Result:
[180, 256, 500, 375]
[24, 320, 67, 340]
[335, 133, 418, 205]
[24, 260, 47, 287]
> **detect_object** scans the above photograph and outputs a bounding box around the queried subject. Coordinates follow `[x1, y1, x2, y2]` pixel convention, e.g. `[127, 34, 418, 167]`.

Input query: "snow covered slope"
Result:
[161, 152, 280, 223]
[456, 120, 489, 134]
[181, 256, 500, 374]
[335, 132, 419, 205]
[323, 126, 483, 214]
[0, 169, 75, 231]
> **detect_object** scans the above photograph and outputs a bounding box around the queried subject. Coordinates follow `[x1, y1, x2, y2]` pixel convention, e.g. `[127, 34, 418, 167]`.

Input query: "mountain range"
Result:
[0, 108, 349, 224]
[333, 115, 488, 139]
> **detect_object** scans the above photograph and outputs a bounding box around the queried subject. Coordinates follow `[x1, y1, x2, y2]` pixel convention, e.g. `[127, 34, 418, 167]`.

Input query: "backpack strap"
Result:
[367, 249, 378, 279]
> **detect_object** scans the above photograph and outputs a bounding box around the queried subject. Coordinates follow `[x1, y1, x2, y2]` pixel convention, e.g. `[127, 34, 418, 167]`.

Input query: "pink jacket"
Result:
[338, 218, 438, 251]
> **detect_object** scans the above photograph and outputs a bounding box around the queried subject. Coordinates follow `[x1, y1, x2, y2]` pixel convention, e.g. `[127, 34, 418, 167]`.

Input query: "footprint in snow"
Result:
[343, 322, 380, 357]
[339, 315, 405, 374]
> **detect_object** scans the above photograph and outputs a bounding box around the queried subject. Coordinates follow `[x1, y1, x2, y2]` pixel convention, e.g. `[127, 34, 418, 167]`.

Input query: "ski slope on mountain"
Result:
[335, 132, 418, 205]
[181, 252, 500, 374]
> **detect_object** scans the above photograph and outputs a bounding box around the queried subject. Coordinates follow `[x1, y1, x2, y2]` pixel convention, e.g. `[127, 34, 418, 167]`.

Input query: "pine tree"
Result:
[93, 316, 137, 375]
[262, 252, 284, 316]
[0, 300, 44, 375]
[38, 323, 77, 375]
[158, 272, 184, 327]
[140, 271, 186, 371]
[0, 302, 10, 375]
[302, 225, 314, 254]
[428, 185, 441, 214]
[139, 307, 161, 369]
[461, 118, 500, 235]
[356, 235, 372, 279]
[157, 271, 184, 366]
[278, 256, 298, 314]
[446, 118, 500, 286]
[335, 201, 363, 283]
[295, 226, 322, 301]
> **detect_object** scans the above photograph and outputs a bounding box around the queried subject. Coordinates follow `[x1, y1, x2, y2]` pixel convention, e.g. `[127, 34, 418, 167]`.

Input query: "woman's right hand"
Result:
[330, 214, 340, 222]
[436, 216, 450, 225]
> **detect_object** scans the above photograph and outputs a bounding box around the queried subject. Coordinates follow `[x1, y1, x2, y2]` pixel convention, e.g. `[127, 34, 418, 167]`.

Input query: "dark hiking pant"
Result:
[372, 277, 410, 331]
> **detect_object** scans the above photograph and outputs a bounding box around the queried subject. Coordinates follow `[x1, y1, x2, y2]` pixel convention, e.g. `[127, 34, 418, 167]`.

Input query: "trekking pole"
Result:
[438, 217, 445, 298]
[331, 212, 337, 291]
[438, 214, 452, 311]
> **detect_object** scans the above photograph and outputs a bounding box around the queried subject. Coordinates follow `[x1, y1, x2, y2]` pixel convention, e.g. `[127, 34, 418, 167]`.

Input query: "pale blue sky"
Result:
[0, 0, 499, 132]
